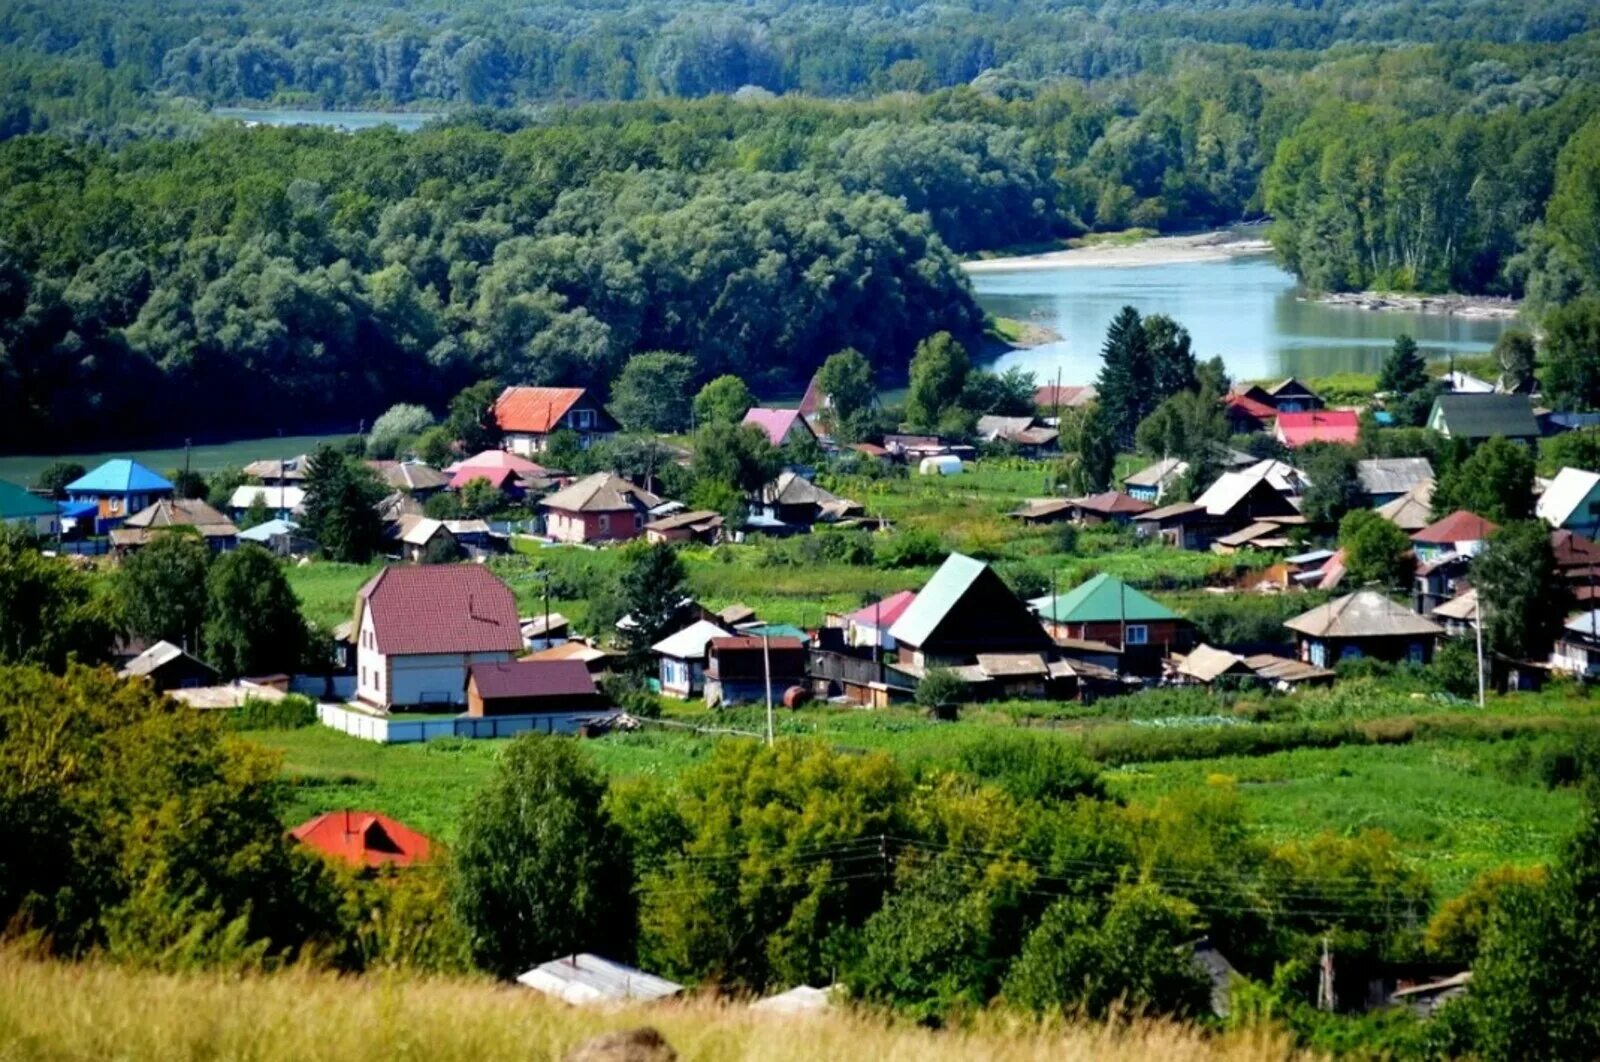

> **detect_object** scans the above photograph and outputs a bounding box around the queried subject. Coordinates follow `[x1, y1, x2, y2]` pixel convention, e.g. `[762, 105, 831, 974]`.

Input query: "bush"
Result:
[951, 732, 1105, 803]
[224, 694, 317, 731]
[877, 527, 944, 569]
[917, 668, 966, 712]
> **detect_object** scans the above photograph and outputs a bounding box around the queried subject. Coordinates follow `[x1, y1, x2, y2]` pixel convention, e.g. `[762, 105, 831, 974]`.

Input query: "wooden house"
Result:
[1427, 394, 1539, 444]
[887, 553, 1055, 673]
[1032, 572, 1191, 673]
[118, 640, 220, 691]
[65, 460, 173, 533]
[705, 635, 808, 706]
[540, 472, 660, 544]
[1284, 590, 1442, 668]
[652, 619, 731, 699]
[1265, 377, 1324, 413]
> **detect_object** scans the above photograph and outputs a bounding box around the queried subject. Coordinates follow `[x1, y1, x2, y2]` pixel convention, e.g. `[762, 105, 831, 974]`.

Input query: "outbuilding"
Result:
[465, 659, 611, 724]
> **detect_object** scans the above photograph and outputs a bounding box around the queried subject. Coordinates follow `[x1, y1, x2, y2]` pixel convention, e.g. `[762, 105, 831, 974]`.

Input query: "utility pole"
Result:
[1317, 936, 1336, 1011]
[1475, 592, 1486, 709]
[762, 630, 775, 746]
[539, 568, 551, 650]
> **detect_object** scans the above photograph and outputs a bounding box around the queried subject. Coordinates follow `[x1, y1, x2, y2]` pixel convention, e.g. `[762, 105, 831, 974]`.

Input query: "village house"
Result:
[1430, 589, 1480, 639]
[394, 516, 459, 562]
[1222, 389, 1279, 434]
[1411, 510, 1498, 564]
[291, 811, 433, 869]
[705, 635, 809, 706]
[1427, 394, 1540, 444]
[353, 565, 523, 710]
[644, 509, 724, 545]
[447, 463, 533, 496]
[842, 589, 918, 651]
[494, 385, 618, 455]
[110, 498, 238, 553]
[1415, 552, 1474, 617]
[118, 640, 220, 691]
[1538, 468, 1600, 537]
[887, 553, 1055, 674]
[797, 371, 829, 424]
[65, 459, 173, 533]
[1551, 610, 1600, 682]
[446, 449, 552, 482]
[465, 659, 613, 729]
[742, 407, 818, 449]
[1357, 458, 1434, 508]
[652, 619, 732, 699]
[0, 478, 58, 535]
[1275, 409, 1360, 449]
[1061, 491, 1154, 526]
[1034, 384, 1097, 412]
[1032, 572, 1192, 673]
[1135, 459, 1304, 550]
[242, 455, 310, 485]
[1376, 481, 1435, 532]
[1263, 377, 1324, 413]
[540, 472, 660, 544]
[753, 471, 859, 530]
[1553, 530, 1600, 604]
[237, 517, 316, 557]
[1123, 457, 1189, 504]
[370, 460, 450, 498]
[975, 415, 1060, 457]
[229, 484, 305, 520]
[1285, 590, 1443, 668]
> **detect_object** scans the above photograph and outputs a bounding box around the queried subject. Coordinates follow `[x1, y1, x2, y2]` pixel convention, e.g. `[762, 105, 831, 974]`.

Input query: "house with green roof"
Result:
[1426, 394, 1539, 444]
[1030, 573, 1192, 660]
[0, 478, 58, 535]
[887, 553, 1053, 672]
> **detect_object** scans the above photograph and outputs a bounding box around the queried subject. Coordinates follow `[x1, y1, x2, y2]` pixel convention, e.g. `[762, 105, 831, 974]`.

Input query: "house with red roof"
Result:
[1411, 510, 1499, 563]
[494, 386, 618, 456]
[844, 589, 918, 651]
[741, 407, 818, 449]
[353, 565, 524, 710]
[1274, 409, 1360, 449]
[291, 810, 433, 869]
[1222, 391, 1279, 434]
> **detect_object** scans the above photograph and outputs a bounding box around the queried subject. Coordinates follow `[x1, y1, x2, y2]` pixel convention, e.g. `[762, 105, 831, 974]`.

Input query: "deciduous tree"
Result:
[118, 532, 211, 650]
[202, 546, 307, 678]
[1474, 521, 1567, 662]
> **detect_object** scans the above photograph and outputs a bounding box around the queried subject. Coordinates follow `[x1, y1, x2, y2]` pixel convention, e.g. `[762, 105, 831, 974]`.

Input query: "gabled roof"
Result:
[797, 372, 825, 418]
[1538, 468, 1600, 529]
[469, 659, 598, 700]
[976, 415, 1038, 440]
[888, 553, 1051, 655]
[1553, 530, 1600, 570]
[448, 465, 525, 491]
[1276, 410, 1359, 448]
[1431, 589, 1479, 622]
[118, 640, 218, 681]
[764, 470, 840, 507]
[1071, 491, 1153, 516]
[1223, 392, 1278, 422]
[356, 565, 523, 655]
[529, 641, 617, 665]
[66, 459, 172, 495]
[1177, 644, 1252, 683]
[651, 619, 731, 659]
[541, 472, 660, 514]
[888, 553, 988, 648]
[242, 455, 309, 481]
[397, 515, 453, 546]
[445, 450, 549, 475]
[645, 509, 723, 533]
[1428, 394, 1539, 439]
[1284, 590, 1443, 639]
[847, 589, 918, 627]
[1266, 377, 1320, 399]
[1035, 384, 1097, 409]
[1031, 572, 1178, 624]
[237, 518, 300, 542]
[122, 498, 236, 535]
[291, 811, 433, 868]
[1565, 610, 1600, 640]
[1193, 461, 1301, 517]
[741, 407, 811, 447]
[371, 461, 450, 492]
[0, 478, 56, 520]
[1376, 482, 1435, 531]
[1412, 510, 1499, 545]
[1124, 457, 1188, 489]
[494, 386, 590, 434]
[1357, 458, 1433, 497]
[1443, 370, 1495, 394]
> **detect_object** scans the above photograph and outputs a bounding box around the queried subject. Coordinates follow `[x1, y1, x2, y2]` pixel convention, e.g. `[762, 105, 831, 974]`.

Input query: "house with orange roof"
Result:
[291, 810, 433, 869]
[494, 386, 618, 456]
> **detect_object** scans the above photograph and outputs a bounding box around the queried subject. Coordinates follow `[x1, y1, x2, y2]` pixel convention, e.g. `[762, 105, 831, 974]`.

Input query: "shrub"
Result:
[951, 732, 1105, 803]
[877, 527, 944, 568]
[224, 694, 317, 731]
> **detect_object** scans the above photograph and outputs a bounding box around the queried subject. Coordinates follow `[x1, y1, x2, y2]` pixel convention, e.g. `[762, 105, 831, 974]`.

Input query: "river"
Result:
[970, 254, 1516, 385]
[213, 108, 444, 132]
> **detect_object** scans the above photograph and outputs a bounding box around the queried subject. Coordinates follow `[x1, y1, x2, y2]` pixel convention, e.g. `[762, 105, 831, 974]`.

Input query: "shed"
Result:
[1173, 644, 1256, 685]
[517, 954, 682, 1006]
[918, 455, 964, 476]
[118, 640, 220, 691]
[465, 659, 609, 718]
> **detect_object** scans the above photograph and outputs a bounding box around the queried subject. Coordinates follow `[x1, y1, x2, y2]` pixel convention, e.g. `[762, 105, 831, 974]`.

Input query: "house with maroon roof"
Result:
[1274, 410, 1360, 449]
[742, 407, 818, 449]
[1411, 510, 1498, 563]
[291, 811, 433, 870]
[494, 386, 618, 455]
[465, 659, 612, 726]
[1222, 390, 1279, 434]
[353, 566, 524, 710]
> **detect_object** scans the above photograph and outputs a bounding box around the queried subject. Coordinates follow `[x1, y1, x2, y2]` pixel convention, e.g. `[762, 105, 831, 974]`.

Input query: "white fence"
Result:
[317, 703, 618, 744]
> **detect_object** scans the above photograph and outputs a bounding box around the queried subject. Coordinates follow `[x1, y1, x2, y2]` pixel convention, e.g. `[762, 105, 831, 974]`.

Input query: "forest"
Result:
[0, 4, 1599, 447]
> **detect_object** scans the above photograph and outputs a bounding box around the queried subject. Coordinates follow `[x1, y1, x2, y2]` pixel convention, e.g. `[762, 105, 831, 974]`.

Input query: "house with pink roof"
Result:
[844, 590, 918, 651]
[742, 407, 818, 449]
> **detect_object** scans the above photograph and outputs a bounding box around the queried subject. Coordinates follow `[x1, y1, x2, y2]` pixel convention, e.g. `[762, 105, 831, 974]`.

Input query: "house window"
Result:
[1309, 642, 1327, 668]
[1340, 645, 1363, 661]
[576, 409, 594, 428]
[360, 667, 366, 686]
[1408, 642, 1425, 665]
[634, 513, 643, 530]
[599, 514, 610, 536]
[1125, 625, 1148, 645]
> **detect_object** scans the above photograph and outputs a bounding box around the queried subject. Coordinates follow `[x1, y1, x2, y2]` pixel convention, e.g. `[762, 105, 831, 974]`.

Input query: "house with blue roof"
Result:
[65, 459, 173, 534]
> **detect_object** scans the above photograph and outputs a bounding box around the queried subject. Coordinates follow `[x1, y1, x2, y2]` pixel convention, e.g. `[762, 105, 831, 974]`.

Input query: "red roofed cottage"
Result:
[741, 407, 817, 448]
[354, 566, 523, 709]
[1274, 410, 1360, 449]
[494, 386, 618, 456]
[291, 810, 433, 869]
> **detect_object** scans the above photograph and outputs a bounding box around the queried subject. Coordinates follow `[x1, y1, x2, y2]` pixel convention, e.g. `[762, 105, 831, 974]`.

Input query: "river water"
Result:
[213, 108, 443, 132]
[971, 254, 1515, 385]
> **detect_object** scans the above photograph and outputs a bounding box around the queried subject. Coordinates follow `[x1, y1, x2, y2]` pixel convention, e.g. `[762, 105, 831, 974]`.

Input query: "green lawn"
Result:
[0, 431, 353, 487]
[1105, 739, 1583, 896]
[286, 562, 382, 630]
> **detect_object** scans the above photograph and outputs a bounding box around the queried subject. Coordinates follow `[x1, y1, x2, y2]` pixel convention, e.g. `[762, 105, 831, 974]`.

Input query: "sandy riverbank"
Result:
[962, 230, 1272, 273]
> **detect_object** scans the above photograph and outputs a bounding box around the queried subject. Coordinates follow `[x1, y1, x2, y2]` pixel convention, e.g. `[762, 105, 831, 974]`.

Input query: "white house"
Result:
[1538, 468, 1600, 537]
[652, 619, 730, 699]
[353, 565, 524, 710]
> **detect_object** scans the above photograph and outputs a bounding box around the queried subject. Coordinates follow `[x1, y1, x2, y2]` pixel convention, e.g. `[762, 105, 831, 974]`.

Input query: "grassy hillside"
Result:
[0, 953, 1304, 1062]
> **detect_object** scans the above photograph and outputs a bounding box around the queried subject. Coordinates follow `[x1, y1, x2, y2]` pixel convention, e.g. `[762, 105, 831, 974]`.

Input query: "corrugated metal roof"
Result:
[742, 407, 808, 447]
[357, 565, 523, 656]
[1124, 456, 1188, 488]
[1032, 572, 1178, 624]
[1538, 468, 1600, 529]
[1413, 510, 1499, 545]
[67, 459, 172, 495]
[887, 553, 988, 648]
[1284, 590, 1443, 639]
[494, 386, 589, 434]
[0, 479, 54, 519]
[1357, 458, 1433, 497]
[651, 619, 732, 659]
[1430, 394, 1539, 439]
[517, 954, 682, 1005]
[1176, 644, 1250, 683]
[976, 652, 1049, 677]
[542, 472, 659, 514]
[469, 659, 597, 699]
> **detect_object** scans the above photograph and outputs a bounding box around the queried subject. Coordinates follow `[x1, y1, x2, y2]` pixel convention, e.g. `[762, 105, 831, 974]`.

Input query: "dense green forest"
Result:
[0, 2, 1598, 447]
